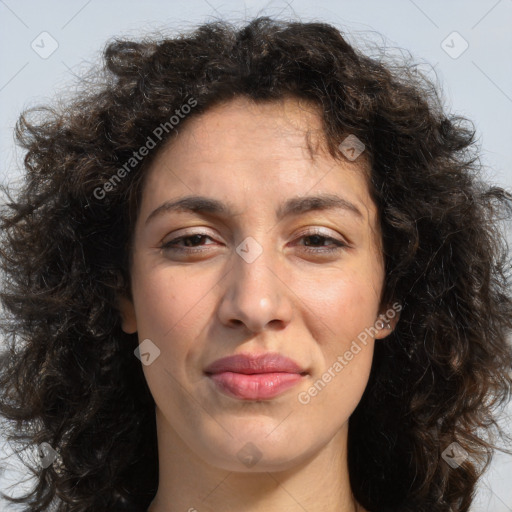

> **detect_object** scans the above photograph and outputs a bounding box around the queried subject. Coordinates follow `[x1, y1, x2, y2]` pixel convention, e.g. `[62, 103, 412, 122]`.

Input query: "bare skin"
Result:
[118, 96, 397, 512]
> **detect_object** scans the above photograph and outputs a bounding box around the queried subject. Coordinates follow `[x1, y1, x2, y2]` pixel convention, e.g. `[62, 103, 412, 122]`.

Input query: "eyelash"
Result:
[160, 230, 348, 255]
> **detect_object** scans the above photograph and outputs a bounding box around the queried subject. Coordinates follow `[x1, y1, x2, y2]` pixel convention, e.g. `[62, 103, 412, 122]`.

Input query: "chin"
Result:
[206, 445, 314, 473]
[192, 427, 320, 473]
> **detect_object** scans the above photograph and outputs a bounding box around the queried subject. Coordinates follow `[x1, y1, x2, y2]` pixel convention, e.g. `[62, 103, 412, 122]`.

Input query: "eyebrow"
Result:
[145, 193, 364, 226]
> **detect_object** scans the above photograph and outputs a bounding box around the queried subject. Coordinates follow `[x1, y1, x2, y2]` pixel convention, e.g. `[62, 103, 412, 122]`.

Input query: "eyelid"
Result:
[160, 227, 350, 259]
[161, 226, 347, 244]
[161, 227, 220, 244]
[292, 226, 350, 245]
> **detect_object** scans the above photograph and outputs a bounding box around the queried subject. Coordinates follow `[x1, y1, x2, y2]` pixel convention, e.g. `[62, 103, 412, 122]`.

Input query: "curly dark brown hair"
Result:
[1, 16, 511, 512]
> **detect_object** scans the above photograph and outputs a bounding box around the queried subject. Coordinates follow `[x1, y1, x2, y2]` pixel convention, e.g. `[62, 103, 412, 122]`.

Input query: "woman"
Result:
[0, 16, 511, 512]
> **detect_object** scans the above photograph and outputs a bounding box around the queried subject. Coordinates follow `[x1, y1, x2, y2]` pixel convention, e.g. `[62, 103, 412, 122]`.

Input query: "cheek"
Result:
[297, 274, 377, 419]
[130, 263, 219, 379]
[297, 261, 383, 345]
[132, 262, 210, 333]
[130, 265, 215, 408]
[294, 258, 382, 404]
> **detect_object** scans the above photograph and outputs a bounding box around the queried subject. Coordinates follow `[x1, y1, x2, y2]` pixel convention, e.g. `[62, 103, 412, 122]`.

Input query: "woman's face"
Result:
[119, 96, 394, 472]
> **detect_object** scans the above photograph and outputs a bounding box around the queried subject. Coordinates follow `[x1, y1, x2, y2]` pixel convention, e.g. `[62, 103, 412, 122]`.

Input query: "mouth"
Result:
[204, 352, 308, 401]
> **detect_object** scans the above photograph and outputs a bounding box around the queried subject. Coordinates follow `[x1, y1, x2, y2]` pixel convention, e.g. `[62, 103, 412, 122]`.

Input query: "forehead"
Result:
[166, 96, 345, 164]
[139, 96, 377, 231]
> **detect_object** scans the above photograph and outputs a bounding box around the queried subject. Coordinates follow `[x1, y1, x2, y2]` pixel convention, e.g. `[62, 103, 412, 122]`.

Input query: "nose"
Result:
[217, 240, 293, 333]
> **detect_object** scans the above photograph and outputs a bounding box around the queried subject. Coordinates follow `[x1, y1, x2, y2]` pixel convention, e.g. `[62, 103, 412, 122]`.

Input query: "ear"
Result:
[374, 302, 401, 340]
[117, 294, 138, 334]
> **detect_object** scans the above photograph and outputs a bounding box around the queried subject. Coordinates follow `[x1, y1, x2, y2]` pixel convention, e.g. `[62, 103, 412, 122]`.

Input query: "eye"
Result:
[293, 230, 348, 254]
[161, 233, 217, 253]
[160, 229, 348, 256]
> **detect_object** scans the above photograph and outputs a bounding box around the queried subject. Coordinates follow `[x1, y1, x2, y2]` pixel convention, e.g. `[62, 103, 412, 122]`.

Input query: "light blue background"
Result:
[1, 1, 511, 510]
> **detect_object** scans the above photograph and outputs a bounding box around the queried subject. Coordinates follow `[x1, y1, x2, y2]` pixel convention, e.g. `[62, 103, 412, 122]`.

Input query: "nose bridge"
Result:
[235, 236, 276, 295]
[218, 235, 292, 332]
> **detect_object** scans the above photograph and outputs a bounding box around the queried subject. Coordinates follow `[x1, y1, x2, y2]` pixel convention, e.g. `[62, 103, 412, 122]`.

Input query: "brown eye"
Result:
[161, 233, 217, 252]
[294, 231, 348, 254]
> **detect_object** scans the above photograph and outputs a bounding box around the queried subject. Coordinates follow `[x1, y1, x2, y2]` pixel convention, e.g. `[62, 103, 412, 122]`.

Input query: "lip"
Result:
[204, 353, 308, 400]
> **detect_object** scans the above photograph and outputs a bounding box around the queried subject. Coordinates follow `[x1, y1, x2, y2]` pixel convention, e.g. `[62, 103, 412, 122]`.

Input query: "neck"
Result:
[148, 407, 364, 512]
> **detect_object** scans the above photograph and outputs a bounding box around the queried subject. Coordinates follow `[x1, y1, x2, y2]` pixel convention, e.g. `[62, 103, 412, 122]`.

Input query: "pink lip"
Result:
[204, 353, 308, 400]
